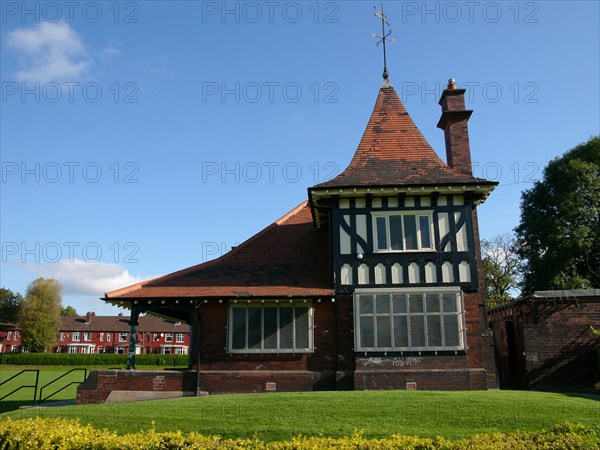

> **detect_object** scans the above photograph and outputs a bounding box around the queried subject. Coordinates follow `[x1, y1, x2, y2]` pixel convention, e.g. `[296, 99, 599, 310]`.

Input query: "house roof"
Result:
[312, 81, 494, 189]
[59, 315, 187, 333]
[104, 202, 333, 302]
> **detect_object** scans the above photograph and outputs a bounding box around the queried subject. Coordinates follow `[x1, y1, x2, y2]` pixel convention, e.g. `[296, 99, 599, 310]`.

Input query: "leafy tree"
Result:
[17, 278, 63, 352]
[61, 305, 78, 316]
[0, 288, 22, 326]
[515, 136, 600, 293]
[482, 233, 521, 307]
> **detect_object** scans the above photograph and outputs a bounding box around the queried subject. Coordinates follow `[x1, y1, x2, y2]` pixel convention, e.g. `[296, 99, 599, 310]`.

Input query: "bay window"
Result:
[355, 288, 464, 351]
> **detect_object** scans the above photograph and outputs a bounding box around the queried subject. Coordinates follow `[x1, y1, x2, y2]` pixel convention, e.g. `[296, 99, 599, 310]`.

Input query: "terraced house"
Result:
[103, 77, 498, 393]
[0, 313, 190, 355]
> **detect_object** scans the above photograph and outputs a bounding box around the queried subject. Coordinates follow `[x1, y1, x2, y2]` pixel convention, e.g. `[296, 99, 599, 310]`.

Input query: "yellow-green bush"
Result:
[0, 418, 598, 450]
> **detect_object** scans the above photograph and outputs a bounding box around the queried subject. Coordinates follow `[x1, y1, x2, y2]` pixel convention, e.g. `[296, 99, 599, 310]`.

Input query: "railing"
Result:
[0, 369, 40, 403]
[38, 368, 87, 403]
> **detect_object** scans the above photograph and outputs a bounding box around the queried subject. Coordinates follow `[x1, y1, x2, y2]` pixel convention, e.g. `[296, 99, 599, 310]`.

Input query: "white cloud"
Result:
[22, 259, 152, 297]
[6, 21, 93, 83]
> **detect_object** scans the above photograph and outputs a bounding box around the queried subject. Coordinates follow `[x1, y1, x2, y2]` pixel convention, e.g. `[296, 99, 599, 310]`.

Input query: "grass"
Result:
[3, 389, 599, 442]
[0, 365, 180, 413]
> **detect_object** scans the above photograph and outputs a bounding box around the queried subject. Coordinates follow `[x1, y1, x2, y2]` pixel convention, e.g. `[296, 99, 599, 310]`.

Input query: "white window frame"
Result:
[118, 332, 128, 342]
[354, 287, 465, 352]
[72, 332, 80, 342]
[176, 333, 185, 343]
[107, 333, 111, 342]
[83, 332, 92, 342]
[227, 301, 314, 354]
[165, 333, 174, 343]
[372, 211, 435, 252]
[6, 331, 11, 340]
[99, 332, 104, 342]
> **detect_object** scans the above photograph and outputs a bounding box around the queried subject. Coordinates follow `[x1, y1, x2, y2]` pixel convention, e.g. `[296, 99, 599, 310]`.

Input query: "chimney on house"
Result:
[437, 79, 474, 176]
[85, 311, 95, 323]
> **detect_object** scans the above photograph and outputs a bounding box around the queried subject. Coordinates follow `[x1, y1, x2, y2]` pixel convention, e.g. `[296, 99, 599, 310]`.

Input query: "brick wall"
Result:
[77, 370, 196, 404]
[490, 295, 600, 389]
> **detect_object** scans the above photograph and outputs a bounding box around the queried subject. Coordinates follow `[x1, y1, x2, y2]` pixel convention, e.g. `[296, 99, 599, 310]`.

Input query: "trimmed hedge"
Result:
[0, 353, 188, 367]
[0, 418, 598, 450]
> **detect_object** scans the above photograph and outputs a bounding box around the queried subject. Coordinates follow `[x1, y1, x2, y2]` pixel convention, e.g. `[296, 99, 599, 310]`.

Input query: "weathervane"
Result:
[372, 3, 396, 80]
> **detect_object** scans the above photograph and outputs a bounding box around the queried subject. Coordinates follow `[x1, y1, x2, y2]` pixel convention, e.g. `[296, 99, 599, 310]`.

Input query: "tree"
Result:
[515, 136, 600, 293]
[482, 233, 521, 307]
[0, 288, 23, 326]
[17, 278, 63, 352]
[61, 305, 78, 316]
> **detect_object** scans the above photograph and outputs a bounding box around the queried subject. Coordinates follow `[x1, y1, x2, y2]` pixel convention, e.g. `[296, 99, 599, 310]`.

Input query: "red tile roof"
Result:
[59, 315, 187, 333]
[313, 82, 494, 188]
[105, 202, 333, 301]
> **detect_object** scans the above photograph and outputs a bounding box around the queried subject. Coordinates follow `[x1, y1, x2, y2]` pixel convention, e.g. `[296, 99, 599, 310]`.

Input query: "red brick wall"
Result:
[491, 296, 600, 389]
[77, 370, 196, 404]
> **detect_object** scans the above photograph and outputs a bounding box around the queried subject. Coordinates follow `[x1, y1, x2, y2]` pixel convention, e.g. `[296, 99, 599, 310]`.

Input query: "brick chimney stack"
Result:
[85, 311, 95, 323]
[437, 79, 474, 176]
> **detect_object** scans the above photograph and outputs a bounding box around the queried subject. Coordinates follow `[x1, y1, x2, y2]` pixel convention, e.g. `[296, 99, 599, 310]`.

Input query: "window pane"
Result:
[360, 316, 375, 348]
[389, 216, 403, 250]
[427, 315, 442, 347]
[376, 316, 392, 347]
[444, 315, 461, 347]
[359, 295, 374, 314]
[419, 216, 431, 248]
[410, 316, 425, 347]
[393, 315, 409, 347]
[426, 294, 440, 312]
[280, 307, 294, 349]
[409, 294, 423, 313]
[263, 308, 278, 349]
[232, 308, 246, 350]
[443, 294, 458, 312]
[376, 217, 388, 250]
[375, 295, 390, 314]
[392, 294, 407, 313]
[404, 215, 418, 250]
[247, 307, 262, 350]
[295, 307, 309, 349]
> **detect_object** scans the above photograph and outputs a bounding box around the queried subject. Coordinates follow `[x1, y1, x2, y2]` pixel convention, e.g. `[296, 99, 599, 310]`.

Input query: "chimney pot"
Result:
[448, 78, 457, 89]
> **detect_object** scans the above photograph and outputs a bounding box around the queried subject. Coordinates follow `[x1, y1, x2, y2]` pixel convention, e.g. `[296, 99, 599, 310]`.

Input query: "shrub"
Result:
[0, 353, 188, 367]
[0, 418, 598, 450]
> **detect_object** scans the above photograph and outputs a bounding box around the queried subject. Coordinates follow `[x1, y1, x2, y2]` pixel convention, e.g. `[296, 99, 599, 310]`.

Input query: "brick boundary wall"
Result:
[490, 294, 600, 390]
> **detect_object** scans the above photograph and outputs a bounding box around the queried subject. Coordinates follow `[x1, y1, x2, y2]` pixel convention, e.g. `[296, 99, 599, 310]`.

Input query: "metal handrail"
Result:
[0, 369, 40, 403]
[38, 368, 87, 403]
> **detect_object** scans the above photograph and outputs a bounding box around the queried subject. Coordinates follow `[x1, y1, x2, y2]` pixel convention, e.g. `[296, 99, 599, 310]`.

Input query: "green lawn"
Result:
[0, 365, 178, 413]
[4, 389, 599, 442]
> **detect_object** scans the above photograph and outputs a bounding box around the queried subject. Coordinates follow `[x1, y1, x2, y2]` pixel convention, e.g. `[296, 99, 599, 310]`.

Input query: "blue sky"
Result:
[1, 1, 599, 314]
